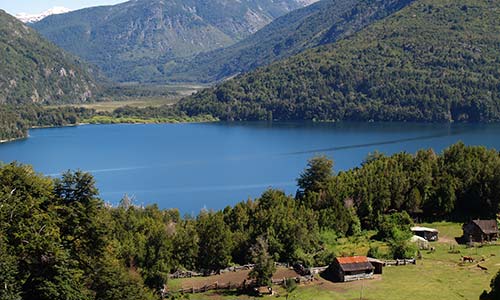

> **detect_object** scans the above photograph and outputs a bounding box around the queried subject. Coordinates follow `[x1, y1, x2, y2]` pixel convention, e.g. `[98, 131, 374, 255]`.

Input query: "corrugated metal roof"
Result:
[367, 257, 385, 264]
[335, 256, 374, 272]
[411, 226, 439, 233]
[336, 256, 369, 264]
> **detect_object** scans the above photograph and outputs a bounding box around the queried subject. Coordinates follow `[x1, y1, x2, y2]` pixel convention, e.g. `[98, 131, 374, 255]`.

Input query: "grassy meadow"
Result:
[51, 83, 207, 112]
[54, 97, 179, 113]
[168, 222, 500, 300]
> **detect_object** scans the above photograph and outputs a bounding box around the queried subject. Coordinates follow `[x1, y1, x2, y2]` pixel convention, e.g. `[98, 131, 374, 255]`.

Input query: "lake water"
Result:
[1, 122, 500, 214]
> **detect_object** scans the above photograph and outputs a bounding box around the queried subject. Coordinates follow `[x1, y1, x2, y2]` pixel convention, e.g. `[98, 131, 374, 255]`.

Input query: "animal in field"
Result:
[462, 256, 474, 262]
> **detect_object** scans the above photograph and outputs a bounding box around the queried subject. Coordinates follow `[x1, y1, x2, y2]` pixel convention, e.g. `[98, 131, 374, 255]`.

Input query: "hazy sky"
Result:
[0, 0, 126, 15]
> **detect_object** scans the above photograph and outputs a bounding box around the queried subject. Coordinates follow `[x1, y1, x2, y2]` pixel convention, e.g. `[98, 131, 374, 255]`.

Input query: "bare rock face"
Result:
[0, 10, 100, 104]
[31, 0, 315, 83]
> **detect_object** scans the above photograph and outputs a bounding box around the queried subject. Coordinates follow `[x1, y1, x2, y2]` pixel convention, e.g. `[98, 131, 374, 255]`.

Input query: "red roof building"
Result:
[327, 256, 375, 282]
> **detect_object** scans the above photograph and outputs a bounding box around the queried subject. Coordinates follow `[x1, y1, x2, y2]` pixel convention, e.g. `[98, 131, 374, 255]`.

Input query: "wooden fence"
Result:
[169, 275, 314, 295]
[170, 263, 292, 279]
[384, 258, 416, 266]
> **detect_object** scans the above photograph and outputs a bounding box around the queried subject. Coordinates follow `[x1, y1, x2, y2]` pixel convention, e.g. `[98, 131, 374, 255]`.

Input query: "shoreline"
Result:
[0, 118, 219, 145]
[0, 136, 27, 144]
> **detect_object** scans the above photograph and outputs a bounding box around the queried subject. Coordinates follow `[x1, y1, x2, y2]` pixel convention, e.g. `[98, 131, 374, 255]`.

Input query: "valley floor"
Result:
[50, 97, 180, 113]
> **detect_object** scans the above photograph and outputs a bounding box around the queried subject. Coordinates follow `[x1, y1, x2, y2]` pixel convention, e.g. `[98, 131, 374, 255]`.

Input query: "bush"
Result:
[367, 245, 382, 259]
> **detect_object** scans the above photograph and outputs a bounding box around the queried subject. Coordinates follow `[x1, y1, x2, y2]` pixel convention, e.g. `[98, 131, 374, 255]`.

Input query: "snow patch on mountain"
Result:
[16, 7, 72, 23]
[295, 0, 320, 6]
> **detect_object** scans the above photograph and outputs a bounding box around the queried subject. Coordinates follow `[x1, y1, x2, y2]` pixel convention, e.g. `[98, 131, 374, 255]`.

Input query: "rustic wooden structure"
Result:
[327, 256, 374, 282]
[384, 259, 416, 266]
[254, 286, 273, 296]
[462, 220, 499, 243]
[411, 226, 439, 241]
[367, 257, 385, 274]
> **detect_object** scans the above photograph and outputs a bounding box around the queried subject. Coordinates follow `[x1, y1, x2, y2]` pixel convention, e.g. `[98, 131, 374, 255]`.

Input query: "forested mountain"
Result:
[0, 10, 100, 104]
[178, 0, 500, 122]
[32, 0, 316, 83]
[165, 0, 414, 83]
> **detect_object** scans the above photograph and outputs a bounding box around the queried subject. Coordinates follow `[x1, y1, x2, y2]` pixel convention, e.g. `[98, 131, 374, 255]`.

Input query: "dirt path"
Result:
[174, 267, 301, 290]
[437, 235, 458, 245]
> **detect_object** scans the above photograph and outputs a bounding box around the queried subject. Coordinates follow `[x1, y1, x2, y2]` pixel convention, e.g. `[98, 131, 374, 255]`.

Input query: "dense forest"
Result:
[178, 0, 500, 122]
[165, 0, 414, 83]
[1, 142, 499, 299]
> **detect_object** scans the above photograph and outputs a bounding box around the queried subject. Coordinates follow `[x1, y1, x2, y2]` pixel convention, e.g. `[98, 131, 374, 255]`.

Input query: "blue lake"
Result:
[1, 122, 500, 214]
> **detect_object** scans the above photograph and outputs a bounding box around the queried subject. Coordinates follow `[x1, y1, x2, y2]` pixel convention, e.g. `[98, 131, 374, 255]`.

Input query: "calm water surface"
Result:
[1, 122, 499, 214]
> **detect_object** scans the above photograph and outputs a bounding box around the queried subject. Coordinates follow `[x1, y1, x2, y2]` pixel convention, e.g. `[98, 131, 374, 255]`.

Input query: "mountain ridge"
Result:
[32, 0, 317, 83]
[162, 0, 415, 83]
[0, 10, 100, 104]
[178, 0, 500, 123]
[15, 7, 72, 23]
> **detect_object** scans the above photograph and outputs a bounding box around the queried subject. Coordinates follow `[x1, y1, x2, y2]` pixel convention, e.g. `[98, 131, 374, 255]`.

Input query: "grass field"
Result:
[52, 83, 207, 112]
[53, 97, 180, 112]
[168, 222, 500, 300]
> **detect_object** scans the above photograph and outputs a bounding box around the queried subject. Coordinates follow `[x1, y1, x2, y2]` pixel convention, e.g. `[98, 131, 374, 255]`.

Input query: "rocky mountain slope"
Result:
[0, 10, 99, 104]
[164, 0, 414, 83]
[178, 0, 500, 123]
[32, 0, 316, 83]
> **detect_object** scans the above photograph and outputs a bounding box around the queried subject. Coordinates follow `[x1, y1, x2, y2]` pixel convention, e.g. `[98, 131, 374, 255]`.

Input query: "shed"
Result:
[411, 226, 439, 241]
[328, 256, 374, 282]
[367, 257, 384, 274]
[462, 220, 499, 243]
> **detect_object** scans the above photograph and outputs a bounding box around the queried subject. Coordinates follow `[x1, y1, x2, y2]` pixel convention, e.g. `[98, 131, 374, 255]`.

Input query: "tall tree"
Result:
[297, 156, 333, 194]
[249, 236, 275, 287]
[196, 211, 232, 272]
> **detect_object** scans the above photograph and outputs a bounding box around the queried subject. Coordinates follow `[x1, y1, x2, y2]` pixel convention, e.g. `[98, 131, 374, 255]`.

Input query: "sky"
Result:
[0, 0, 126, 15]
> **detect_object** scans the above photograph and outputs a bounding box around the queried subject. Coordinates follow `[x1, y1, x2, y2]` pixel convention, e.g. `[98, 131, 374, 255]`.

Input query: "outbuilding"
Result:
[411, 226, 439, 241]
[462, 220, 499, 243]
[367, 257, 385, 274]
[327, 256, 374, 282]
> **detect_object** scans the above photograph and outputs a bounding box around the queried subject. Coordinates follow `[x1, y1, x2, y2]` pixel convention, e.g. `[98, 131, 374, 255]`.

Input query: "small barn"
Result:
[462, 220, 499, 243]
[411, 226, 439, 241]
[367, 257, 384, 274]
[327, 256, 374, 282]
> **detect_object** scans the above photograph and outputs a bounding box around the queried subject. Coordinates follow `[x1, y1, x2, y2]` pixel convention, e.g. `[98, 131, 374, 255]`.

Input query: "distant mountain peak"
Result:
[296, 0, 320, 5]
[32, 0, 314, 83]
[15, 7, 72, 23]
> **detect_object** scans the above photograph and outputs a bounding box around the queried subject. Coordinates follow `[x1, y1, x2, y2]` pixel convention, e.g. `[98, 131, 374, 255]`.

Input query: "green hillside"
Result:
[0, 10, 99, 104]
[165, 0, 414, 83]
[178, 0, 500, 122]
[32, 0, 314, 83]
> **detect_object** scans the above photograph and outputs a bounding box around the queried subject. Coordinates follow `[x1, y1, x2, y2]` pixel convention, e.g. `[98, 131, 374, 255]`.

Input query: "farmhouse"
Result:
[411, 226, 439, 241]
[327, 256, 374, 282]
[462, 219, 499, 243]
